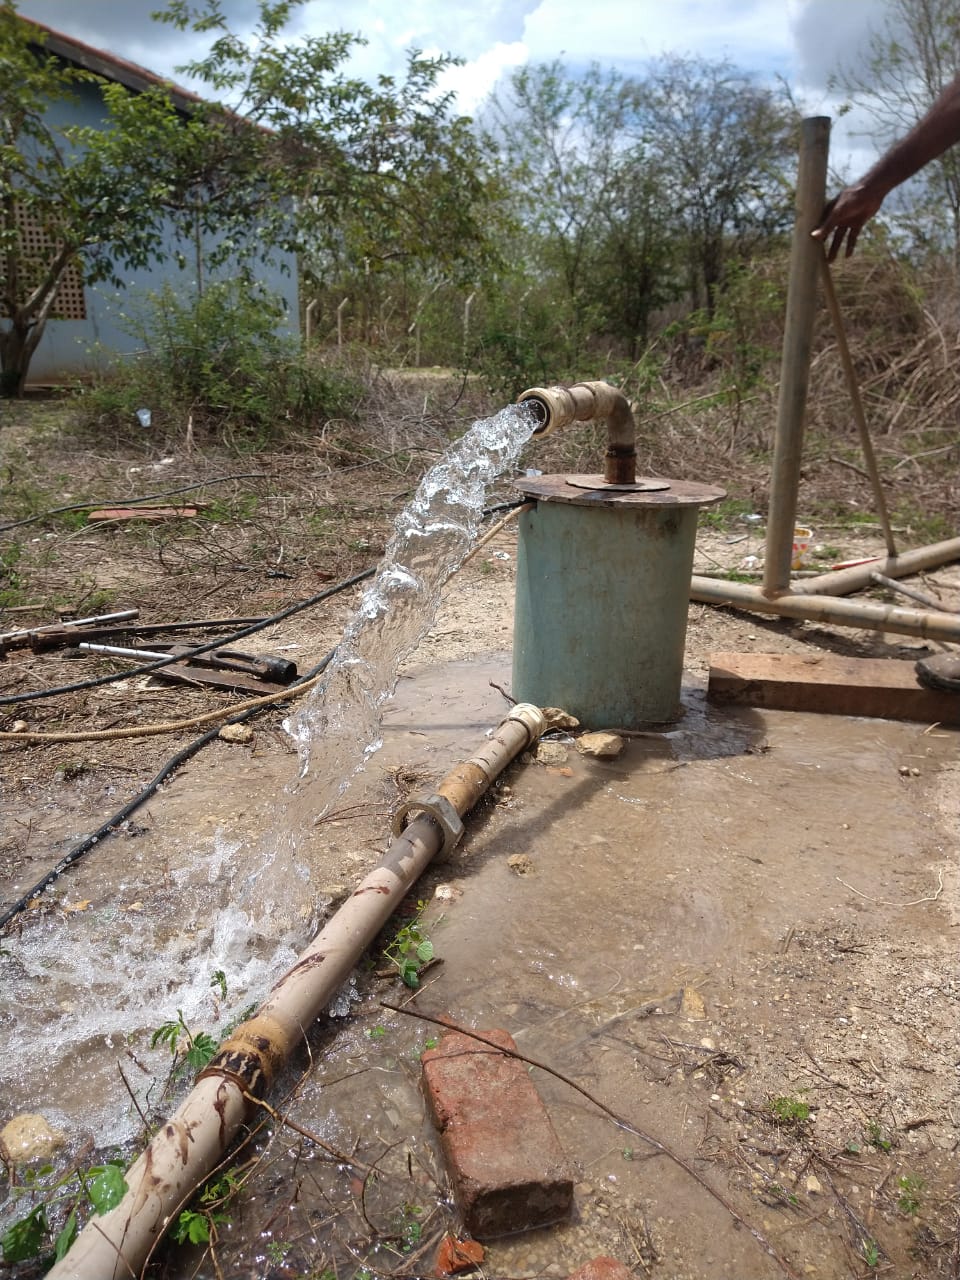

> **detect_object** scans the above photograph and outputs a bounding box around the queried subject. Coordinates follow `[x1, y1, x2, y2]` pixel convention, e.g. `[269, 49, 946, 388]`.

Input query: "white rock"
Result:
[0, 1113, 65, 1163]
[576, 731, 625, 759]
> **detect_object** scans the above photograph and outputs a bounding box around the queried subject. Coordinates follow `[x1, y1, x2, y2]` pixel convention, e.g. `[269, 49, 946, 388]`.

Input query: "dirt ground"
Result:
[1, 392, 959, 1279]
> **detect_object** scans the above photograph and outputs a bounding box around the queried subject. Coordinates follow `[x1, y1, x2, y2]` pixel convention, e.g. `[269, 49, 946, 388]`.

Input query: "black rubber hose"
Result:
[0, 650, 336, 934]
[0, 501, 526, 708]
[0, 567, 374, 706]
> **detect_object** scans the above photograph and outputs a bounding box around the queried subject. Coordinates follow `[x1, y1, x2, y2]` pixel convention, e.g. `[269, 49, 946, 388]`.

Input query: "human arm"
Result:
[813, 73, 960, 260]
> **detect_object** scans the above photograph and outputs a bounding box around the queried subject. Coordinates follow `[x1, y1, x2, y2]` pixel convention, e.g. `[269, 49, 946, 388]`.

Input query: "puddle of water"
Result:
[157, 658, 959, 1280]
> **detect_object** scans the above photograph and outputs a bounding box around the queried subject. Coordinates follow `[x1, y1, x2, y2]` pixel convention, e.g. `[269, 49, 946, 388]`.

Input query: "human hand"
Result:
[812, 184, 885, 260]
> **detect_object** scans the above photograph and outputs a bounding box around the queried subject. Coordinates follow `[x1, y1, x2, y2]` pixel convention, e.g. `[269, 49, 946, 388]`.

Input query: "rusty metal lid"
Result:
[514, 473, 726, 508]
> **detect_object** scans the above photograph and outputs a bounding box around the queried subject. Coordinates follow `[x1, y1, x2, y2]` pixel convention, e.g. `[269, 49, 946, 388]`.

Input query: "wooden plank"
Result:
[708, 651, 960, 725]
[87, 507, 198, 522]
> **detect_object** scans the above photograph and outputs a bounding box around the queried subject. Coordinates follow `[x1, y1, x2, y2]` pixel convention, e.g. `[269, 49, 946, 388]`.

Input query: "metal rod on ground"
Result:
[50, 703, 548, 1280]
[763, 116, 830, 598]
[690, 574, 960, 641]
[817, 251, 897, 557]
[870, 571, 953, 614]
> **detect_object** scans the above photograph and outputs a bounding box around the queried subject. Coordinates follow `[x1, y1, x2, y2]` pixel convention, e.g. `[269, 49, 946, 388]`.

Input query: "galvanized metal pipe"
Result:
[50, 703, 548, 1280]
[763, 117, 830, 597]
[691, 574, 960, 641]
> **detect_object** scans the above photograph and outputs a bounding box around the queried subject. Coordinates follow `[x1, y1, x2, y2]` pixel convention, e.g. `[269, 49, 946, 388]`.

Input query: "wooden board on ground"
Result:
[708, 652, 960, 725]
[87, 507, 198, 521]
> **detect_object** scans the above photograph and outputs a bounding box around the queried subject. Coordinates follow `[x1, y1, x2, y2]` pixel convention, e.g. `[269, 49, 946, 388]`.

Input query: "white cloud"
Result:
[436, 40, 529, 115]
[14, 0, 897, 178]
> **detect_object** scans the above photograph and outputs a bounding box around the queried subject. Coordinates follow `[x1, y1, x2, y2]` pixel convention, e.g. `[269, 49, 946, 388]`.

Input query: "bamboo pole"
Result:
[817, 251, 897, 556]
[690, 574, 960, 641]
[51, 703, 548, 1280]
[796, 535, 960, 596]
[763, 116, 830, 597]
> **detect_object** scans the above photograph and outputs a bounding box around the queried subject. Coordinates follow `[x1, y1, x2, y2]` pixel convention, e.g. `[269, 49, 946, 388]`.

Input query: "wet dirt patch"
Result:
[7, 650, 953, 1277]
[3, 398, 960, 1276]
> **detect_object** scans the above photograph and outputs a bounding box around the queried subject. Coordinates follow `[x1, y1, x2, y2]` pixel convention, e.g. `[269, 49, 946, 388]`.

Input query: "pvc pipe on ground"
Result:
[690, 574, 960, 641]
[50, 703, 548, 1280]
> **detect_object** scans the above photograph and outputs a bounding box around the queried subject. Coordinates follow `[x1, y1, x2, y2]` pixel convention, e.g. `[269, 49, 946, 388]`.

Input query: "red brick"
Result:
[421, 1028, 573, 1238]
[566, 1259, 634, 1280]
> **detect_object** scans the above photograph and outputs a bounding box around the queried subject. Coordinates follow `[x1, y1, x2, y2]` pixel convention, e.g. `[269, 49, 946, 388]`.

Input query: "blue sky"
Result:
[17, 0, 889, 178]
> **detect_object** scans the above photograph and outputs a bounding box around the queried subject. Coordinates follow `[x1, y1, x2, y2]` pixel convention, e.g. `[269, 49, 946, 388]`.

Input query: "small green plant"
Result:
[391, 1203, 423, 1252]
[172, 1168, 241, 1246]
[383, 900, 435, 988]
[209, 969, 228, 1002]
[266, 1239, 292, 1262]
[366, 1024, 388, 1041]
[0, 1159, 127, 1264]
[151, 1010, 219, 1075]
[861, 1236, 880, 1268]
[767, 1094, 811, 1128]
[766, 1181, 800, 1207]
[54, 760, 91, 782]
[866, 1119, 893, 1153]
[897, 1173, 924, 1215]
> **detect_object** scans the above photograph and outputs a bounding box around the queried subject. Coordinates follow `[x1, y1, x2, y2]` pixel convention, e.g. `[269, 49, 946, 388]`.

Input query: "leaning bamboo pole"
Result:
[817, 250, 897, 557]
[51, 703, 548, 1280]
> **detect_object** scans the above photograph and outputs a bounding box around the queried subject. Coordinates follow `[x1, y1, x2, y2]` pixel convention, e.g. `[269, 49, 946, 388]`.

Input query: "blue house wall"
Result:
[24, 74, 299, 385]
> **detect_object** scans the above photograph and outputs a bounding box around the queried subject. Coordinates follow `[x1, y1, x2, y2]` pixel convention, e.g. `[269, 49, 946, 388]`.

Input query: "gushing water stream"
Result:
[0, 404, 535, 1152]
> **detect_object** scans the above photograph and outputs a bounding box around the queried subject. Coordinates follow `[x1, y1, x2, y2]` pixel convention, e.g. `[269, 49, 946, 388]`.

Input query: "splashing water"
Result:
[290, 403, 534, 783]
[242, 403, 537, 915]
[0, 403, 535, 1137]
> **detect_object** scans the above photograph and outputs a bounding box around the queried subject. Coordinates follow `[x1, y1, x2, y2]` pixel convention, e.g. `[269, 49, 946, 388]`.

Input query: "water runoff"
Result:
[0, 404, 536, 1147]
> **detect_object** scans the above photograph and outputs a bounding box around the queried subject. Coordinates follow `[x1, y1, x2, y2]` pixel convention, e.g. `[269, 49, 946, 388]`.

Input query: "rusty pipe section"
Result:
[518, 381, 637, 485]
[51, 703, 548, 1280]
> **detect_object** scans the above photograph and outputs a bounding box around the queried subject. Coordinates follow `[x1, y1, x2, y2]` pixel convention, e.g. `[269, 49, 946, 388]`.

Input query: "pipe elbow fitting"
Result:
[517, 381, 638, 485]
[517, 385, 578, 437]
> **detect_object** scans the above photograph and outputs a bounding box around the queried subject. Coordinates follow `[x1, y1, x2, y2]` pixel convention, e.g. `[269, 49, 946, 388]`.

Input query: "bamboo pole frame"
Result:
[692, 116, 960, 640]
[51, 703, 548, 1280]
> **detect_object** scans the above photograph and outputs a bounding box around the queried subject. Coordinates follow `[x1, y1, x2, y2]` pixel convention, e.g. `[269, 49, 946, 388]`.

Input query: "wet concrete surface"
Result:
[2, 651, 959, 1277]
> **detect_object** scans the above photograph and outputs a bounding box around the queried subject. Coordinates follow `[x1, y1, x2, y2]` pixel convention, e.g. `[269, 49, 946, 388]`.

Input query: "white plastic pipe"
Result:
[50, 703, 548, 1280]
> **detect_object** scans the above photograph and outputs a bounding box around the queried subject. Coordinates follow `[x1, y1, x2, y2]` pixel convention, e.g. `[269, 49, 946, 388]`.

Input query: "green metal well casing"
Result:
[512, 474, 725, 728]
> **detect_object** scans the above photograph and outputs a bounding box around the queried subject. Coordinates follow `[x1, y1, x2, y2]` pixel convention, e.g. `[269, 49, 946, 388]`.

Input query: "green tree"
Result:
[0, 0, 496, 397]
[480, 61, 680, 366]
[627, 55, 797, 313]
[163, 0, 495, 282]
[0, 6, 212, 395]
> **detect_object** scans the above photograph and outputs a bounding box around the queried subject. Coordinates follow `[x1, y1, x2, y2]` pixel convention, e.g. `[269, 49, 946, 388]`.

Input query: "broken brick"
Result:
[566, 1258, 634, 1280]
[421, 1027, 573, 1238]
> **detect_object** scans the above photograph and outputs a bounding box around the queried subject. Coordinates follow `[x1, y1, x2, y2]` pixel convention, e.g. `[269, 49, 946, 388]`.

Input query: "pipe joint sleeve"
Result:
[505, 701, 548, 746]
[392, 791, 465, 858]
